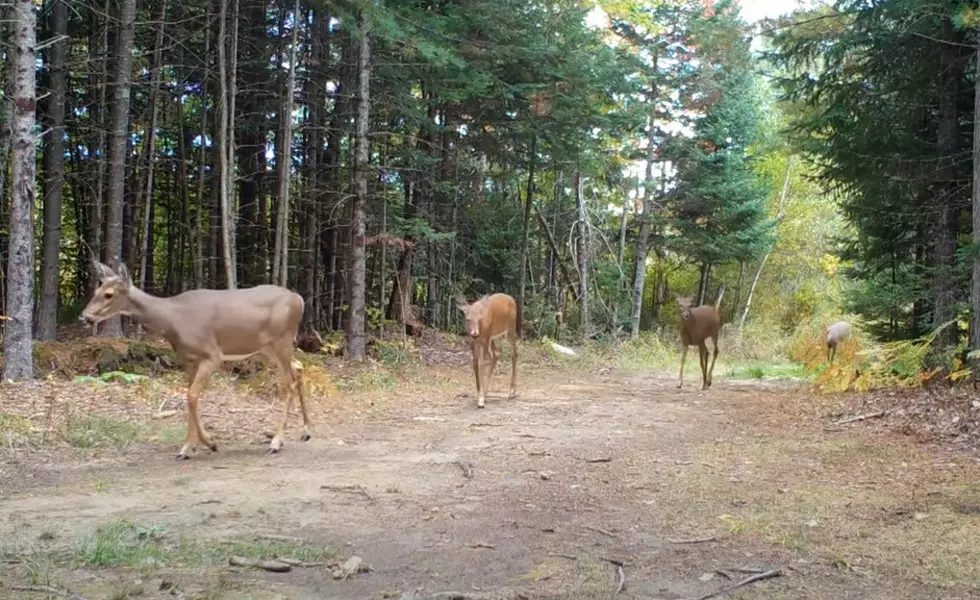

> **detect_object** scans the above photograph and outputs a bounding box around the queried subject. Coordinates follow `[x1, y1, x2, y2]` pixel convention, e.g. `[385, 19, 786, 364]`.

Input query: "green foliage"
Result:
[72, 371, 149, 385]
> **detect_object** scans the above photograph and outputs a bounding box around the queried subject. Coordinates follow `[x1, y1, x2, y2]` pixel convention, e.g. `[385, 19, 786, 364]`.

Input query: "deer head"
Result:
[456, 293, 488, 338]
[81, 260, 133, 325]
[675, 294, 696, 322]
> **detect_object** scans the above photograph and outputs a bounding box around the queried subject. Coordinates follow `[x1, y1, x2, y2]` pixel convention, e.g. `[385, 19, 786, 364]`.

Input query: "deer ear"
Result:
[92, 260, 115, 282]
[116, 263, 132, 288]
[455, 294, 469, 312]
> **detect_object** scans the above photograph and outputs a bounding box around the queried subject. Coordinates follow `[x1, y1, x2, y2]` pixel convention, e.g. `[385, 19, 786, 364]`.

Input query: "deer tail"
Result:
[714, 284, 726, 309]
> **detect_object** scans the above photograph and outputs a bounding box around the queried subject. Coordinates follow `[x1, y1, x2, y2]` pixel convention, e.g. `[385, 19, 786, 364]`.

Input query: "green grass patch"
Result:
[64, 416, 150, 449]
[72, 520, 335, 570]
[724, 362, 806, 381]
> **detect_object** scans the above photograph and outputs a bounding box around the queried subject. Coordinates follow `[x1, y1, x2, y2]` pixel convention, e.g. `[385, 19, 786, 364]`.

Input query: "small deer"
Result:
[456, 292, 518, 409]
[80, 260, 313, 460]
[826, 320, 851, 364]
[676, 285, 725, 390]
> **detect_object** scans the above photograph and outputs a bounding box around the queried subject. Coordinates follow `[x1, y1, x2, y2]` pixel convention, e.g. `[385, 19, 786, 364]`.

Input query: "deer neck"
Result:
[126, 287, 177, 336]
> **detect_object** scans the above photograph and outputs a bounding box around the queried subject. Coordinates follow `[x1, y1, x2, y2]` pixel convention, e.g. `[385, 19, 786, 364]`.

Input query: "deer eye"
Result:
[104, 290, 114, 299]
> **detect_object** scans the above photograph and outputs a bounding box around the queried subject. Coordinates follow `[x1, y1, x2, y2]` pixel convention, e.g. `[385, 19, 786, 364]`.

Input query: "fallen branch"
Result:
[582, 456, 613, 463]
[668, 535, 717, 544]
[695, 568, 782, 600]
[583, 525, 617, 538]
[467, 543, 495, 549]
[456, 460, 475, 479]
[548, 552, 579, 561]
[228, 556, 292, 572]
[320, 484, 374, 502]
[834, 410, 887, 425]
[278, 557, 330, 568]
[615, 565, 625, 595]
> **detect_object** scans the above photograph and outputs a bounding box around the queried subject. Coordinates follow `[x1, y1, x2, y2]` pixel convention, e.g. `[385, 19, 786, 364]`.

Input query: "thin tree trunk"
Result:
[546, 171, 562, 306]
[138, 0, 168, 294]
[617, 197, 629, 267]
[575, 172, 589, 336]
[273, 0, 300, 287]
[517, 133, 537, 336]
[346, 8, 370, 361]
[630, 81, 659, 338]
[217, 0, 238, 289]
[193, 25, 210, 289]
[739, 159, 791, 331]
[87, 0, 109, 294]
[970, 40, 980, 362]
[0, 63, 11, 317]
[4, 0, 37, 379]
[38, 0, 69, 341]
[103, 0, 137, 336]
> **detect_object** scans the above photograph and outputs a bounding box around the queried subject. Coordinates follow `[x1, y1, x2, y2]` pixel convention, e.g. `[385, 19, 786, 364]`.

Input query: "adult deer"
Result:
[826, 320, 851, 364]
[456, 293, 518, 409]
[676, 285, 725, 390]
[80, 260, 312, 460]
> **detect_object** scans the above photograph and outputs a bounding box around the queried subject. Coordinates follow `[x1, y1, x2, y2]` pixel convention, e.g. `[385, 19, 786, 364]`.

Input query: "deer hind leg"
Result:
[485, 339, 500, 398]
[292, 359, 312, 442]
[698, 344, 709, 390]
[267, 347, 304, 453]
[178, 359, 219, 460]
[706, 336, 719, 388]
[677, 344, 689, 389]
[508, 327, 518, 399]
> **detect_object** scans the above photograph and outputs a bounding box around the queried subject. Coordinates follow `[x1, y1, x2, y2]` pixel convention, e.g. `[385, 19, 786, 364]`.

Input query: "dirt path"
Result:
[1, 366, 979, 600]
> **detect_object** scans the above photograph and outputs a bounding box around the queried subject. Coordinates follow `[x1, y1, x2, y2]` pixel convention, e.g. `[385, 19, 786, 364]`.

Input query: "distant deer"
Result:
[80, 260, 313, 460]
[826, 320, 851, 364]
[676, 285, 725, 390]
[456, 293, 518, 409]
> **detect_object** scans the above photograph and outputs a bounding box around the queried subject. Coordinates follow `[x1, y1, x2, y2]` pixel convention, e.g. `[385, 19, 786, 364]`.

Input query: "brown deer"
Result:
[80, 260, 312, 460]
[676, 285, 725, 390]
[456, 293, 518, 409]
[826, 320, 851, 364]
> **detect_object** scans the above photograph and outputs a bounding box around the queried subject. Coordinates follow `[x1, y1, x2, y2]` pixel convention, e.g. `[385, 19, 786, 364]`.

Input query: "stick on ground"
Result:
[834, 410, 886, 425]
[615, 565, 625, 595]
[228, 555, 293, 572]
[456, 460, 475, 479]
[320, 484, 374, 501]
[584, 525, 617, 538]
[668, 535, 717, 544]
[695, 568, 782, 600]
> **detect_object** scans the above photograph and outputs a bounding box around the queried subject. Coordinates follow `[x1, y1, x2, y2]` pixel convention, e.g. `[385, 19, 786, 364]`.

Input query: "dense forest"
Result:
[3, 0, 978, 382]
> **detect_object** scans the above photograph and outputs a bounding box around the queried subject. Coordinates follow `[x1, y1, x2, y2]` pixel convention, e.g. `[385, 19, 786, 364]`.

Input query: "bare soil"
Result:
[1, 355, 979, 600]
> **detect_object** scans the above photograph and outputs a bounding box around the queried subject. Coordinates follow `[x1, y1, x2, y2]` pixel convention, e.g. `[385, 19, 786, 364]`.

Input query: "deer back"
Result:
[827, 321, 851, 345]
[479, 293, 517, 339]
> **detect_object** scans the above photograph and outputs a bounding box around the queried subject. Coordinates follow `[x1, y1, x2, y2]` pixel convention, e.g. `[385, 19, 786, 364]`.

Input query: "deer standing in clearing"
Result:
[676, 285, 725, 390]
[826, 320, 851, 364]
[81, 260, 312, 460]
[456, 293, 518, 409]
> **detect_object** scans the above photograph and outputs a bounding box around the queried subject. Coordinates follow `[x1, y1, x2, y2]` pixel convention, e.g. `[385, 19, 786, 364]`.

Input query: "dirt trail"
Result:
[1, 368, 977, 600]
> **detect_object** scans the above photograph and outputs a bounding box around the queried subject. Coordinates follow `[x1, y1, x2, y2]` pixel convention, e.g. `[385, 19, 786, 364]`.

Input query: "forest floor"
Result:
[1, 335, 980, 600]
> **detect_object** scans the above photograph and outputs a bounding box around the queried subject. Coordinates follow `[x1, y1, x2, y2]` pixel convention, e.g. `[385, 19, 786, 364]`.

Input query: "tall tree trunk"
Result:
[273, 0, 300, 287]
[617, 197, 629, 267]
[933, 20, 962, 350]
[0, 62, 11, 316]
[103, 0, 136, 336]
[517, 133, 537, 336]
[4, 0, 37, 379]
[630, 83, 659, 338]
[38, 0, 69, 341]
[138, 0, 167, 294]
[347, 9, 370, 361]
[217, 0, 239, 289]
[739, 159, 791, 330]
[194, 25, 210, 289]
[87, 0, 109, 297]
[546, 170, 562, 307]
[575, 172, 589, 336]
[970, 40, 980, 363]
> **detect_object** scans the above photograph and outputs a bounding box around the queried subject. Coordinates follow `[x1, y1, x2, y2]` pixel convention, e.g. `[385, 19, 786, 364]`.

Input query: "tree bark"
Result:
[4, 0, 38, 379]
[138, 0, 167, 294]
[346, 8, 371, 361]
[103, 0, 136, 336]
[575, 172, 589, 336]
[38, 0, 69, 341]
[517, 133, 537, 336]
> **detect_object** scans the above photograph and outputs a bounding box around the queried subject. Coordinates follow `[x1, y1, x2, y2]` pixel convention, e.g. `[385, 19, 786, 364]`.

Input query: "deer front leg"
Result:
[471, 342, 486, 409]
[677, 344, 688, 389]
[292, 359, 313, 442]
[178, 359, 219, 460]
[268, 351, 308, 453]
[699, 344, 709, 390]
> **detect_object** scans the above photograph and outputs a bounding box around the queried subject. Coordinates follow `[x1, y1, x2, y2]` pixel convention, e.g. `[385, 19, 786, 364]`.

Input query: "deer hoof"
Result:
[175, 453, 190, 461]
[300, 433, 312, 442]
[207, 442, 218, 452]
